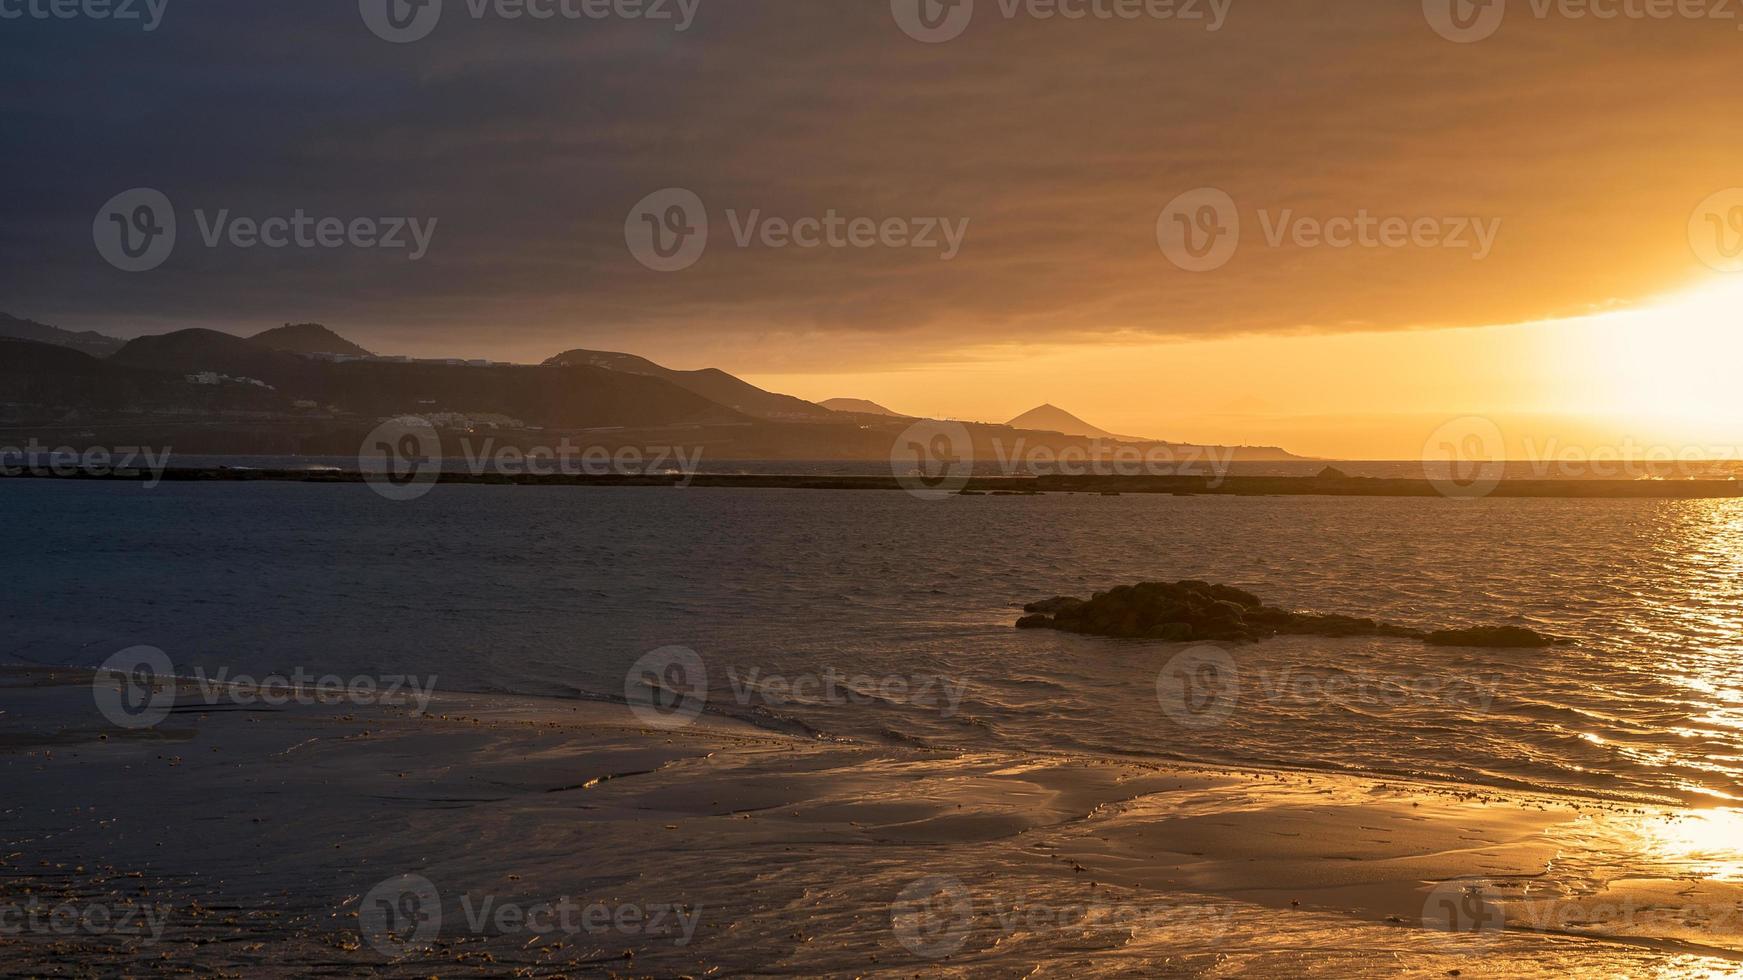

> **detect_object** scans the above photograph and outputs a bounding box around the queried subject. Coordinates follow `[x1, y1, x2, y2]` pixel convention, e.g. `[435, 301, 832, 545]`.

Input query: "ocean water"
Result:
[5, 480, 1743, 808]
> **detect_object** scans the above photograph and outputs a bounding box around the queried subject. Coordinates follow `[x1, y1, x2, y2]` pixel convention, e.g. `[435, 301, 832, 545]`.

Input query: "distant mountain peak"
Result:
[1006, 404, 1151, 443]
[820, 398, 908, 418]
[251, 323, 372, 357]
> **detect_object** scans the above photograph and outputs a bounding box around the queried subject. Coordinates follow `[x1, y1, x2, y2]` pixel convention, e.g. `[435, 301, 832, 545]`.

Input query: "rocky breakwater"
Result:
[1016, 581, 1561, 648]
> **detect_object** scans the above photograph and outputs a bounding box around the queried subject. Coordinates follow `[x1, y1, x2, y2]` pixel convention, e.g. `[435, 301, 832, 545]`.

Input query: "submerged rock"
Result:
[1016, 580, 1560, 647]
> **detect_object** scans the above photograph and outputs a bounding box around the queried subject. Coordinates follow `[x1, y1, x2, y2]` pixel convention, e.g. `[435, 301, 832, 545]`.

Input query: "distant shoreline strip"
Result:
[5, 468, 1743, 499]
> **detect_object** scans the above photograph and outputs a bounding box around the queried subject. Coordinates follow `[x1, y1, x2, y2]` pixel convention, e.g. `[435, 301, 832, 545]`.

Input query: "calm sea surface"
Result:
[5, 480, 1743, 807]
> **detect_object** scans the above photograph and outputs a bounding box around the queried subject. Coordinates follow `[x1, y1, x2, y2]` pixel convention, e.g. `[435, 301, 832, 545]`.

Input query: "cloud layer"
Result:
[3, 0, 1739, 368]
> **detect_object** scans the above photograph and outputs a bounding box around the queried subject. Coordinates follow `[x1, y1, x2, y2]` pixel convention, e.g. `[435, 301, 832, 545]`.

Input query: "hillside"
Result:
[0, 313, 125, 357]
[251, 323, 372, 357]
[1006, 404, 1152, 443]
[545, 349, 836, 421]
[35, 330, 748, 431]
[4, 327, 1304, 461]
[820, 398, 908, 417]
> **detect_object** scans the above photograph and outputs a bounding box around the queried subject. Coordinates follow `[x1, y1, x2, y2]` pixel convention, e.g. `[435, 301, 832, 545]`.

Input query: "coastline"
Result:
[5, 466, 1743, 499]
[6, 665, 1743, 975]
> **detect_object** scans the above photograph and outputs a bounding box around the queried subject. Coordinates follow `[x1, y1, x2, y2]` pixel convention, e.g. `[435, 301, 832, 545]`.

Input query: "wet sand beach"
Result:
[5, 666, 1743, 977]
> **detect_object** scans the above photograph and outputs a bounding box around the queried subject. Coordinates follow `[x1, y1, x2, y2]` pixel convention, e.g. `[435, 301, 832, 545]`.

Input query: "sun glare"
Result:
[1639, 808, 1743, 881]
[1566, 278, 1743, 428]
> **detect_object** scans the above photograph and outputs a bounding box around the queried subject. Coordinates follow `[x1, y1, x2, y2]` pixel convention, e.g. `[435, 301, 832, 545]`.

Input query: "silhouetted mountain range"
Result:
[0, 316, 1305, 460]
[821, 398, 908, 417]
[0, 313, 125, 358]
[1006, 404, 1152, 443]
[251, 323, 372, 357]
[544, 349, 834, 421]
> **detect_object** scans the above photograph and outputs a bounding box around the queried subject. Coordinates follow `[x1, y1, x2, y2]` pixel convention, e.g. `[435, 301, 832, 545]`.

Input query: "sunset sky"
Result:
[3, 1, 1741, 457]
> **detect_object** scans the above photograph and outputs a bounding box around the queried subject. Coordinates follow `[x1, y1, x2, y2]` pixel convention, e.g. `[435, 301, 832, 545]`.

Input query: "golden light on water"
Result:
[1639, 809, 1743, 881]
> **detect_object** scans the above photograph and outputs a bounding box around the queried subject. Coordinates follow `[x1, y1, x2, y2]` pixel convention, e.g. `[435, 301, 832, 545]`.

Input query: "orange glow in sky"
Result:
[746, 277, 1743, 460]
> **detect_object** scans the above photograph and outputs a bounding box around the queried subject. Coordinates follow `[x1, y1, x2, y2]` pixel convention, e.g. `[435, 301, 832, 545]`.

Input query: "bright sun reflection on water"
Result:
[1639, 808, 1743, 881]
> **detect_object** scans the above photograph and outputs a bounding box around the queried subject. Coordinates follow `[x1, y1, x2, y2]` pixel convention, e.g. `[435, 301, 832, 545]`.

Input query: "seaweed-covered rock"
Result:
[1018, 580, 1346, 643]
[1023, 596, 1087, 617]
[1014, 580, 1555, 647]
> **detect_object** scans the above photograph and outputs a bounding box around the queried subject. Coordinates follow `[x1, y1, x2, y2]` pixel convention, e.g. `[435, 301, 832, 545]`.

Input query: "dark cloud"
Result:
[2, 0, 1738, 368]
